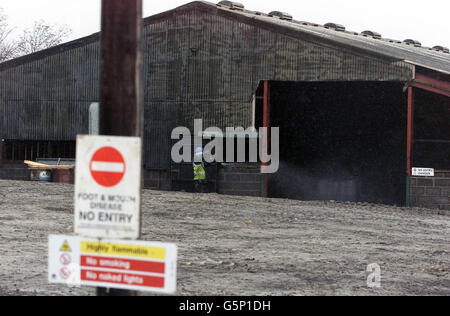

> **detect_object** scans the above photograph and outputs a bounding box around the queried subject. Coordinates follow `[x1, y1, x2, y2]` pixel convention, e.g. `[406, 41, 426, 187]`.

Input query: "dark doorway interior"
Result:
[413, 89, 450, 170]
[258, 81, 407, 205]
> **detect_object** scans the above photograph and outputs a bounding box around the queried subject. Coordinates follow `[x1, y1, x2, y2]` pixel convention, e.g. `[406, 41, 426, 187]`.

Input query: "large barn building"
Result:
[0, 1, 449, 209]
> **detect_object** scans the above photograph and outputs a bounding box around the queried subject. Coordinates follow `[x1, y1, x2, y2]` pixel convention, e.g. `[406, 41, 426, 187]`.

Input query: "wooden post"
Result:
[97, 0, 143, 297]
[100, 0, 143, 137]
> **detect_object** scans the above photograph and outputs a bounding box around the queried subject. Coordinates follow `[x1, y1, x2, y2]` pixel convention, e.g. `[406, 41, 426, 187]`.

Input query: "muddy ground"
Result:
[0, 180, 448, 296]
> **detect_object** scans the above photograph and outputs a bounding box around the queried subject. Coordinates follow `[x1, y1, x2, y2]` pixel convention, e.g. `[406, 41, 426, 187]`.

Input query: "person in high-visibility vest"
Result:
[193, 147, 207, 193]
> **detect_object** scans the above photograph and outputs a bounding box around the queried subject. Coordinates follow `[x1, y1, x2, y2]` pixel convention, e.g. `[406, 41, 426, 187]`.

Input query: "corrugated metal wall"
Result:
[0, 5, 414, 170]
[143, 8, 413, 168]
[0, 40, 100, 140]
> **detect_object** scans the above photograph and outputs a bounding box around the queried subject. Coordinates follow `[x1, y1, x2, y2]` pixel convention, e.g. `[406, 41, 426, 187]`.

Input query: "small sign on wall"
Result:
[412, 168, 435, 177]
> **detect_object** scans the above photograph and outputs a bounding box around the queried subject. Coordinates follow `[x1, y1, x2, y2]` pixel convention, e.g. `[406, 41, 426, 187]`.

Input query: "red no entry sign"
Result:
[75, 135, 141, 239]
[89, 147, 126, 187]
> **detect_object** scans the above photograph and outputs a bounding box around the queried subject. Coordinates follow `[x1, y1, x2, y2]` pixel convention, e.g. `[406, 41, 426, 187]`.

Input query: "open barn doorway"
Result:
[255, 81, 407, 205]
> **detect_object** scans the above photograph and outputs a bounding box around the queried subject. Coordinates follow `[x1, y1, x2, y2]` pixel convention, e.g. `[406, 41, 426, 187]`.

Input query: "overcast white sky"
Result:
[0, 0, 449, 48]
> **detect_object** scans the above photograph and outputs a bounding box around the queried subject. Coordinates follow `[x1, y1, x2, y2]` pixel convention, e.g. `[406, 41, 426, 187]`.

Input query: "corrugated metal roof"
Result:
[1, 1, 449, 75]
[197, 1, 450, 75]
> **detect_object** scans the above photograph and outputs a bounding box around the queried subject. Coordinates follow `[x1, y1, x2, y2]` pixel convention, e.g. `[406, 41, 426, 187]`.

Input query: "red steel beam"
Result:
[263, 81, 270, 198]
[415, 74, 450, 91]
[410, 82, 450, 98]
[406, 87, 414, 176]
[412, 74, 450, 98]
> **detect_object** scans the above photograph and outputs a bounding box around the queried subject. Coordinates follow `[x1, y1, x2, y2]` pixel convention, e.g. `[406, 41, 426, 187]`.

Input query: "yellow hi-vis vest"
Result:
[193, 163, 206, 181]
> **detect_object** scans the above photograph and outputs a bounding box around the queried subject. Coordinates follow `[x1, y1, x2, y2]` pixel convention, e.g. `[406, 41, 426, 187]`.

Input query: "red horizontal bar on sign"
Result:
[80, 256, 165, 274]
[81, 269, 165, 289]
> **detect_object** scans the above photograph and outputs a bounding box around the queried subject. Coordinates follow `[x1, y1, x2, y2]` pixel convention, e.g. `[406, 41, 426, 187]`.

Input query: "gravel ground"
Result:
[0, 180, 448, 296]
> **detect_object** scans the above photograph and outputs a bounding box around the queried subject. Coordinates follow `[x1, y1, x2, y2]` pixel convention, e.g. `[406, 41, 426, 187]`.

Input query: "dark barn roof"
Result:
[207, 1, 450, 75]
[1, 1, 449, 75]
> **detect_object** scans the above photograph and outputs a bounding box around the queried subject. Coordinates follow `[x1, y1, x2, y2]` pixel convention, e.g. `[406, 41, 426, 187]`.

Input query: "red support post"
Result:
[263, 81, 270, 198]
[406, 87, 414, 176]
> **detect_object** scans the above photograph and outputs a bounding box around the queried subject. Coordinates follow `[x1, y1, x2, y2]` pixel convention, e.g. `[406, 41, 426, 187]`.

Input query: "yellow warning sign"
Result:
[80, 241, 166, 260]
[60, 240, 72, 252]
